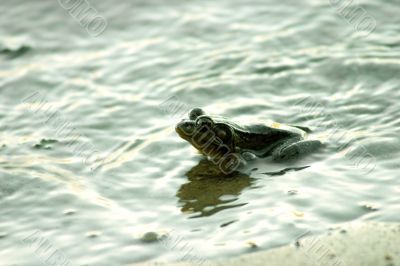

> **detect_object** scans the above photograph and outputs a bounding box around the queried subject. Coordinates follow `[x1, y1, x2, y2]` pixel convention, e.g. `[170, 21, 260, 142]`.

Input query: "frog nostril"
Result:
[178, 122, 195, 135]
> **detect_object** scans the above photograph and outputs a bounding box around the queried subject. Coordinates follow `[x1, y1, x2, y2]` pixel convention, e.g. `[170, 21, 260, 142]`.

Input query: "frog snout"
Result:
[175, 120, 195, 136]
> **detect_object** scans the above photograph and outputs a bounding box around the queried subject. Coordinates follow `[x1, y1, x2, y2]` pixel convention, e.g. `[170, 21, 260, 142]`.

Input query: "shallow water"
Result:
[1, 0, 400, 265]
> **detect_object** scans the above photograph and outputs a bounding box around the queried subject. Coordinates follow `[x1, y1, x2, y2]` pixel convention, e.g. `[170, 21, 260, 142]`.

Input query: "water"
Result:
[1, 0, 400, 265]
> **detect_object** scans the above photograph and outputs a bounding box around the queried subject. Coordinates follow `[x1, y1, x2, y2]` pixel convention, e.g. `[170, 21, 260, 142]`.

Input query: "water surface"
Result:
[1, 0, 400, 265]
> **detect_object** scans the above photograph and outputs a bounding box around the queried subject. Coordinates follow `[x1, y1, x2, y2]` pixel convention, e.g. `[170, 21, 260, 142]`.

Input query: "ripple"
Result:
[0, 44, 31, 59]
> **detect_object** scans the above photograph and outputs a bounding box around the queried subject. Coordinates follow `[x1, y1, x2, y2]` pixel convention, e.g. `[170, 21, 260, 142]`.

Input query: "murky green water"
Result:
[1, 0, 400, 265]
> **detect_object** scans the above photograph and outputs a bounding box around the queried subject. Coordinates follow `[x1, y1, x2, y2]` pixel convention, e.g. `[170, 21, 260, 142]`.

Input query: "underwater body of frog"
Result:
[175, 108, 322, 174]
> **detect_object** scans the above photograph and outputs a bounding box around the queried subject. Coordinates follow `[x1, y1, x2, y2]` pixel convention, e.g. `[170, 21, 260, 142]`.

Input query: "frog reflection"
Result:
[176, 159, 255, 218]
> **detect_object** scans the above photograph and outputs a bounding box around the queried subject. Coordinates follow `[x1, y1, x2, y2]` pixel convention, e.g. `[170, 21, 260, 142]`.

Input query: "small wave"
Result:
[253, 64, 296, 75]
[33, 139, 58, 150]
[0, 44, 31, 58]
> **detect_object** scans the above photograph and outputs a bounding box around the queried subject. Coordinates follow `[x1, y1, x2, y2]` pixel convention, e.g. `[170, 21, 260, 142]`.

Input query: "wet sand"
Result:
[134, 222, 400, 266]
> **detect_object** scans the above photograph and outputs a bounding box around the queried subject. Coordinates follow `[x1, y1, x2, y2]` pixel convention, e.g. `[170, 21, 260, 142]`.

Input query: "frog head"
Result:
[175, 108, 241, 173]
[175, 108, 236, 155]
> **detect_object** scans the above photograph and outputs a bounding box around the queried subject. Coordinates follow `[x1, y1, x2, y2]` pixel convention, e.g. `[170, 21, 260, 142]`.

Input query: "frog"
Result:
[175, 108, 322, 174]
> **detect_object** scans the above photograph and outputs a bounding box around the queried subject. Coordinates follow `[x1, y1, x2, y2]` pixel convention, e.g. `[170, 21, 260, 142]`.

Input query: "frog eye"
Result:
[214, 124, 233, 144]
[215, 128, 227, 140]
[195, 116, 214, 129]
[189, 108, 205, 120]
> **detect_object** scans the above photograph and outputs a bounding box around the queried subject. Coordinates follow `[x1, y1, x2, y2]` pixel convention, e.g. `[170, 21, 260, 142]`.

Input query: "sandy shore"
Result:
[133, 222, 400, 266]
